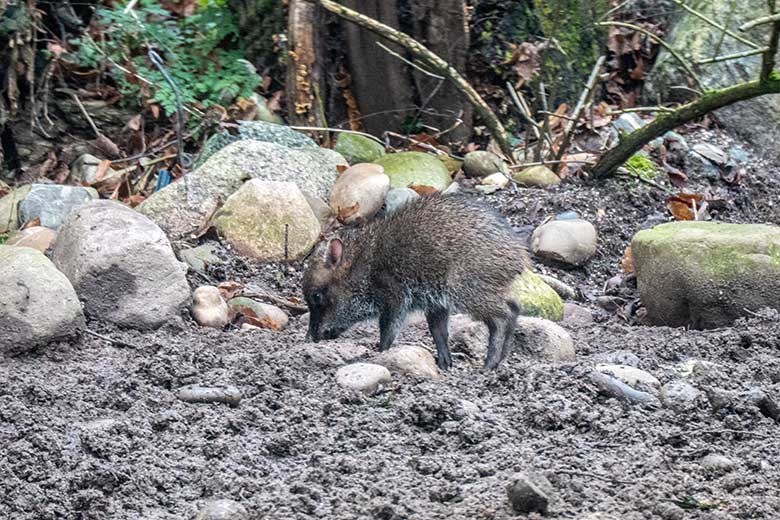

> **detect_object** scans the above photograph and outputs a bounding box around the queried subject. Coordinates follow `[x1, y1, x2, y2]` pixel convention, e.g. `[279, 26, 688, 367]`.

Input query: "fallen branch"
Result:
[590, 77, 780, 177]
[741, 12, 780, 32]
[697, 47, 769, 65]
[307, 0, 513, 157]
[240, 291, 309, 315]
[84, 328, 138, 349]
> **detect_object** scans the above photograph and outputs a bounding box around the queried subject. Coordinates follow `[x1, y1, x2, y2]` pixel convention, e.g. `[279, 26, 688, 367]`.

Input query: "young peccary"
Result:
[302, 193, 531, 370]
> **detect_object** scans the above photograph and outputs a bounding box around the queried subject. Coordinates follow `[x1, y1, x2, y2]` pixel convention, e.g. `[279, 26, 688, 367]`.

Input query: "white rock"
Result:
[481, 172, 509, 188]
[660, 380, 701, 413]
[0, 245, 85, 353]
[51, 200, 190, 329]
[374, 344, 440, 379]
[196, 499, 248, 520]
[335, 363, 391, 395]
[531, 219, 598, 266]
[515, 317, 575, 362]
[700, 454, 736, 474]
[191, 286, 229, 328]
[329, 163, 389, 224]
[596, 364, 660, 394]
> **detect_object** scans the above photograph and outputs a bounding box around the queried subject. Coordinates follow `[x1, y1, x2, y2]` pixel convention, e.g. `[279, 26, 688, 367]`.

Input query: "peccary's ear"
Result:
[324, 238, 344, 269]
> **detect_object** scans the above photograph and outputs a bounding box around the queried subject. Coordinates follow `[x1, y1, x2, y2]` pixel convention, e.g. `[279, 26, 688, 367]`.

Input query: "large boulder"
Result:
[213, 180, 321, 261]
[329, 163, 390, 224]
[647, 0, 780, 158]
[194, 120, 318, 168]
[137, 140, 346, 239]
[373, 152, 452, 191]
[51, 200, 190, 329]
[0, 245, 85, 354]
[632, 221, 780, 328]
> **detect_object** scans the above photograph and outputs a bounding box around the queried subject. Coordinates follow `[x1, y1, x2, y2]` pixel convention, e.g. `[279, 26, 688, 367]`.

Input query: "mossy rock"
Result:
[513, 165, 561, 187]
[334, 133, 385, 164]
[632, 221, 780, 328]
[373, 152, 452, 191]
[510, 270, 564, 321]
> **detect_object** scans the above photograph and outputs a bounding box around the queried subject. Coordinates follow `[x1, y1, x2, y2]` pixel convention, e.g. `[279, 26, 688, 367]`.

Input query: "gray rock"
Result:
[19, 184, 98, 230]
[69, 153, 123, 185]
[214, 180, 320, 262]
[0, 245, 85, 354]
[684, 150, 721, 180]
[463, 151, 507, 178]
[304, 194, 333, 228]
[335, 363, 391, 395]
[648, 0, 780, 159]
[0, 185, 31, 233]
[663, 131, 689, 152]
[692, 143, 727, 165]
[195, 499, 249, 520]
[301, 341, 370, 367]
[613, 113, 645, 135]
[596, 364, 660, 394]
[374, 344, 440, 379]
[442, 181, 460, 195]
[177, 385, 242, 407]
[195, 121, 318, 168]
[632, 221, 780, 328]
[700, 454, 736, 475]
[728, 145, 749, 164]
[192, 286, 229, 328]
[590, 370, 659, 404]
[512, 165, 561, 187]
[562, 303, 594, 325]
[384, 187, 420, 215]
[51, 200, 190, 329]
[448, 313, 489, 360]
[506, 472, 554, 515]
[329, 163, 389, 224]
[594, 350, 641, 367]
[531, 219, 598, 266]
[138, 140, 345, 240]
[515, 317, 575, 362]
[660, 380, 701, 413]
[179, 245, 222, 275]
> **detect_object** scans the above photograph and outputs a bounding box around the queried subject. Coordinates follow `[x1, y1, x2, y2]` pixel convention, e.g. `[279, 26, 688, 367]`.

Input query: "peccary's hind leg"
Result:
[499, 300, 521, 363]
[426, 307, 452, 371]
[378, 302, 405, 351]
[484, 316, 510, 370]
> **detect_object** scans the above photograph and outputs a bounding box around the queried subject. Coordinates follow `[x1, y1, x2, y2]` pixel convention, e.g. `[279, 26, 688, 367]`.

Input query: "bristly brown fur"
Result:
[302, 193, 531, 370]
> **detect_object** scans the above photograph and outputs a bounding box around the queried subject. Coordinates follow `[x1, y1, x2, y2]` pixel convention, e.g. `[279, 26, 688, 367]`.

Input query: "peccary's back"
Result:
[359, 194, 529, 312]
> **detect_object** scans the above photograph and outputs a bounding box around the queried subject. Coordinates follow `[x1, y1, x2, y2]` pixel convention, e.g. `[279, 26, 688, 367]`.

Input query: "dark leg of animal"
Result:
[484, 316, 509, 370]
[378, 303, 405, 351]
[426, 307, 452, 371]
[499, 301, 521, 363]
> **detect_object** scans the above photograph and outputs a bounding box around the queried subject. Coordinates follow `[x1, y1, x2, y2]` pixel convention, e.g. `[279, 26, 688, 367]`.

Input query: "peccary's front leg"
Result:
[378, 303, 405, 351]
[426, 307, 452, 371]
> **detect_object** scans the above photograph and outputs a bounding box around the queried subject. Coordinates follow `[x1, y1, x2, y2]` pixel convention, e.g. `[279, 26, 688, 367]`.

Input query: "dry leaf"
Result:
[665, 193, 704, 221]
[21, 217, 41, 230]
[547, 103, 568, 132]
[126, 114, 143, 132]
[662, 159, 688, 188]
[47, 41, 66, 58]
[218, 281, 244, 301]
[150, 104, 160, 119]
[408, 185, 438, 196]
[92, 134, 121, 159]
[336, 164, 348, 175]
[94, 160, 112, 183]
[722, 166, 745, 186]
[506, 42, 540, 82]
[336, 202, 360, 222]
[124, 194, 146, 207]
[621, 246, 634, 273]
[234, 307, 284, 331]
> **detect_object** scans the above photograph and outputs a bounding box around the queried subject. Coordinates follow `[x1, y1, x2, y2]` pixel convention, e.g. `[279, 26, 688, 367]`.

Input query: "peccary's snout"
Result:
[306, 319, 320, 342]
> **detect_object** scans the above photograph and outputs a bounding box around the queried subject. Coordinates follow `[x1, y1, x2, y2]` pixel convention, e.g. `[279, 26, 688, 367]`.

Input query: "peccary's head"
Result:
[302, 237, 373, 342]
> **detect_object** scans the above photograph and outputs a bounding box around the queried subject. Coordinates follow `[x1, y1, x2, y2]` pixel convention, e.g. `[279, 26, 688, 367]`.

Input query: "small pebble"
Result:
[660, 380, 701, 413]
[177, 385, 242, 407]
[192, 286, 229, 328]
[506, 472, 553, 514]
[335, 363, 391, 395]
[196, 499, 249, 520]
[700, 454, 736, 475]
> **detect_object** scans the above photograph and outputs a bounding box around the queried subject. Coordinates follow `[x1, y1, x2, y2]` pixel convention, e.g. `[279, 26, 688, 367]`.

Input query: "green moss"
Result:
[625, 154, 658, 181]
[0, 233, 7, 245]
[510, 271, 564, 321]
[373, 152, 452, 191]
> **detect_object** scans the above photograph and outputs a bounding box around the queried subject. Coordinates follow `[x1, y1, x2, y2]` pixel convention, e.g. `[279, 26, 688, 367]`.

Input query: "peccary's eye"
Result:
[310, 291, 323, 306]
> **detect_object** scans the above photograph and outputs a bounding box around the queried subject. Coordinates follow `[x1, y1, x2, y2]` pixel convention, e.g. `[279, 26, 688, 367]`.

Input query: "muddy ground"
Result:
[2, 128, 780, 519]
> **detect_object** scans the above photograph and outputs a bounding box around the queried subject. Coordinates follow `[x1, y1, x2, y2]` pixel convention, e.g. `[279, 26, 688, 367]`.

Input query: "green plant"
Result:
[625, 154, 658, 181]
[69, 0, 260, 115]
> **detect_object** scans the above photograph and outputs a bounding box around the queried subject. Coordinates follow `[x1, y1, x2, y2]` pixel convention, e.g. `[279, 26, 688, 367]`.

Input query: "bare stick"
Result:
[84, 328, 138, 348]
[308, 0, 513, 156]
[553, 56, 606, 171]
[606, 107, 676, 115]
[698, 47, 769, 64]
[376, 41, 445, 79]
[599, 21, 703, 90]
[670, 0, 762, 49]
[240, 291, 309, 315]
[508, 158, 595, 169]
[67, 91, 100, 138]
[740, 12, 780, 31]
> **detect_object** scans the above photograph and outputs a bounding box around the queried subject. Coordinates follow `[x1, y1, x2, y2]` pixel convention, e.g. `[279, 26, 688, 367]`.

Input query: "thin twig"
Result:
[553, 56, 606, 171]
[616, 171, 676, 194]
[508, 158, 595, 169]
[383, 131, 465, 160]
[599, 21, 703, 90]
[288, 125, 386, 146]
[669, 0, 761, 49]
[84, 328, 138, 348]
[606, 106, 675, 115]
[240, 291, 308, 315]
[740, 12, 780, 31]
[697, 47, 769, 64]
[67, 92, 100, 138]
[376, 41, 445, 79]
[556, 469, 634, 485]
